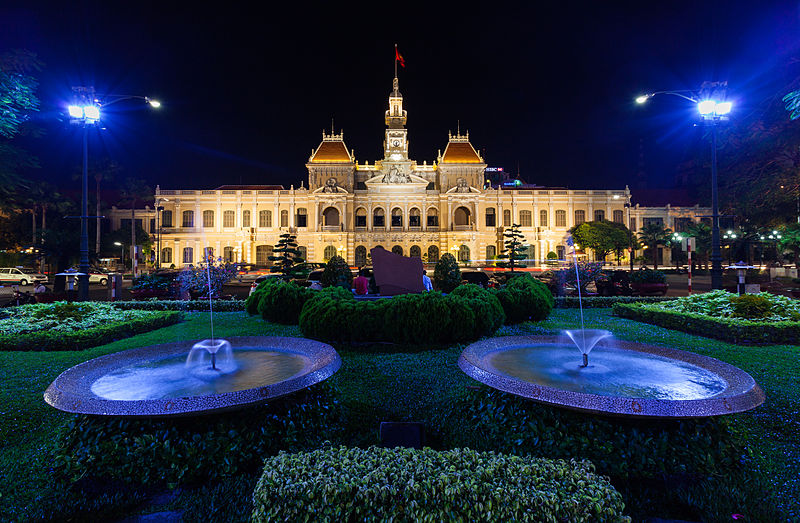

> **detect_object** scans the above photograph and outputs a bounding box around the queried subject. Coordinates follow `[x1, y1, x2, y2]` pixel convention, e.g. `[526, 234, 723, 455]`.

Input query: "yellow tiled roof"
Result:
[310, 141, 352, 163]
[441, 142, 482, 163]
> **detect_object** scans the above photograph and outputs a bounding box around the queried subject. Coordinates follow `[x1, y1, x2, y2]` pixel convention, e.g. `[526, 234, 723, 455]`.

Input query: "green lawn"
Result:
[1, 309, 797, 521]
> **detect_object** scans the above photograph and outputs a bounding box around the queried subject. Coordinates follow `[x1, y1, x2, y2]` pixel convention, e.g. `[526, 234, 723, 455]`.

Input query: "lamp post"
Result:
[114, 241, 124, 268]
[635, 82, 731, 289]
[154, 198, 168, 268]
[68, 88, 160, 300]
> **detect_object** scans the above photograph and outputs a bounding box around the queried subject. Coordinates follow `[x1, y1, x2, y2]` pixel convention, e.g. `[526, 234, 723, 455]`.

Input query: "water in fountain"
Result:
[185, 254, 232, 374]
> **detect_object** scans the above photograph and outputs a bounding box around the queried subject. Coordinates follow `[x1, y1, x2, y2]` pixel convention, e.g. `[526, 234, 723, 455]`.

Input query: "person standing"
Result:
[422, 269, 433, 291]
[354, 269, 370, 295]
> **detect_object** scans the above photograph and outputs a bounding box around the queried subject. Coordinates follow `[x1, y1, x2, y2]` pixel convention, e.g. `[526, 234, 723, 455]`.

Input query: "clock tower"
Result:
[384, 76, 408, 161]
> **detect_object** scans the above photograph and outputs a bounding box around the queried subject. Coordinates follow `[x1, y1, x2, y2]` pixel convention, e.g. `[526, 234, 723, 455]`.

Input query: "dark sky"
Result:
[2, 1, 799, 193]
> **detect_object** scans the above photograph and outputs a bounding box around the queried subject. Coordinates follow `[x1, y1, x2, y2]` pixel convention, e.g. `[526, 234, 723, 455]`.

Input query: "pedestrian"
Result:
[354, 269, 369, 295]
[34, 282, 47, 294]
[422, 269, 433, 291]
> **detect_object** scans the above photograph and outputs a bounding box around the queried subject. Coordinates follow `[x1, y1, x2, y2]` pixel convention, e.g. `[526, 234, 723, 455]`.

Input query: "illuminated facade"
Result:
[111, 74, 706, 268]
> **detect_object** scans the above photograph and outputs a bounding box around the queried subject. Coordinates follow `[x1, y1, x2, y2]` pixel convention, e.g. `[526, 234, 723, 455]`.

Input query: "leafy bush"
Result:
[0, 302, 182, 351]
[492, 273, 554, 323]
[131, 273, 174, 291]
[629, 268, 667, 283]
[555, 296, 673, 308]
[256, 280, 314, 324]
[115, 299, 246, 312]
[320, 255, 352, 289]
[54, 384, 341, 490]
[450, 284, 506, 334]
[251, 446, 630, 522]
[730, 293, 775, 319]
[176, 257, 239, 297]
[433, 252, 461, 292]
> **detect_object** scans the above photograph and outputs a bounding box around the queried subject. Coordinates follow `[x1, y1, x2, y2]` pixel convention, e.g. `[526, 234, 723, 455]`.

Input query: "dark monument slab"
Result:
[370, 247, 424, 295]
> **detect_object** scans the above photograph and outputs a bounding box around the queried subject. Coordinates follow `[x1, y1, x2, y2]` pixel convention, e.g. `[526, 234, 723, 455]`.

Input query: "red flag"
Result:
[395, 47, 405, 68]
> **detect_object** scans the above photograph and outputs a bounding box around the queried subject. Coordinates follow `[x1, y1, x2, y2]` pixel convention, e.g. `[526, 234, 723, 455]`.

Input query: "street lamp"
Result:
[635, 81, 731, 290]
[68, 87, 160, 300]
[154, 198, 169, 268]
[114, 241, 124, 268]
[723, 229, 738, 264]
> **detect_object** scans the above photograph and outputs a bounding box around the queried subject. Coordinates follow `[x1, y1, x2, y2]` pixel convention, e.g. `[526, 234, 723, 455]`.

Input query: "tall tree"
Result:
[778, 223, 800, 269]
[119, 177, 152, 275]
[268, 233, 304, 280]
[569, 220, 630, 263]
[685, 222, 712, 270]
[637, 222, 672, 270]
[496, 224, 527, 273]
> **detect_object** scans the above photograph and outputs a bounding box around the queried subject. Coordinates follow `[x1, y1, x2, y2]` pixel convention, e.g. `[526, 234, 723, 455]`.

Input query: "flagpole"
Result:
[394, 43, 398, 79]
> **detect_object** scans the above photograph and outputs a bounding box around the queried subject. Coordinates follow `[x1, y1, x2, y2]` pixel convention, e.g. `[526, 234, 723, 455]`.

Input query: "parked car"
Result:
[460, 270, 490, 288]
[0, 267, 48, 286]
[294, 269, 325, 288]
[287, 262, 326, 280]
[88, 269, 112, 285]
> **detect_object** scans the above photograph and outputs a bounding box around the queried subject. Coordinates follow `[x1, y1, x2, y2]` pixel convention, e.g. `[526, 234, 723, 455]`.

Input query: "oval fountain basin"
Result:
[44, 336, 341, 417]
[458, 336, 764, 418]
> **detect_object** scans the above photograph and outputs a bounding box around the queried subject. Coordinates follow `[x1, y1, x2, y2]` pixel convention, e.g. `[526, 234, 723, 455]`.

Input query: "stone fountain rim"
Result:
[43, 336, 341, 418]
[458, 335, 765, 419]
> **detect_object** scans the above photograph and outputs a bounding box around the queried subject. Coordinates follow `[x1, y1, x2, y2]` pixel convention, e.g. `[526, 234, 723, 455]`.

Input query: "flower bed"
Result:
[0, 302, 182, 351]
[613, 290, 800, 344]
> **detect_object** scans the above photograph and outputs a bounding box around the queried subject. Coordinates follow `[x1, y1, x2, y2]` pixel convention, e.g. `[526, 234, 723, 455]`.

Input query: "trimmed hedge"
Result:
[54, 384, 341, 489]
[252, 446, 630, 522]
[299, 286, 505, 344]
[0, 310, 182, 351]
[555, 296, 674, 308]
[613, 302, 800, 345]
[115, 299, 246, 312]
[492, 273, 554, 323]
[255, 280, 314, 324]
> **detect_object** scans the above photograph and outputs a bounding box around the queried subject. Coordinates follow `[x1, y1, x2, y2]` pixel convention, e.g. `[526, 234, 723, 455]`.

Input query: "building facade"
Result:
[111, 74, 707, 268]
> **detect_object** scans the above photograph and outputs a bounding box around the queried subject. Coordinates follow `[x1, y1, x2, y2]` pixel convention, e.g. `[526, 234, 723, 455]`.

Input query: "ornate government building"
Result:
[111, 74, 705, 268]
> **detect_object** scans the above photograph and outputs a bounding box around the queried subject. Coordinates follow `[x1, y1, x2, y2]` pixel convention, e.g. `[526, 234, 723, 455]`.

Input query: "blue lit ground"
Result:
[1, 309, 797, 521]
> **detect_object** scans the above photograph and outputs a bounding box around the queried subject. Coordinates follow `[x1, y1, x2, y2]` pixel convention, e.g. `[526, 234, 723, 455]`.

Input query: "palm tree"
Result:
[685, 222, 712, 270]
[637, 222, 672, 270]
[119, 177, 152, 276]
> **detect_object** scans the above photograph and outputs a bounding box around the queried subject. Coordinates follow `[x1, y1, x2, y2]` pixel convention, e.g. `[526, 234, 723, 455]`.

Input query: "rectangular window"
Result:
[556, 245, 566, 259]
[574, 210, 585, 226]
[259, 210, 271, 228]
[356, 215, 367, 227]
[296, 209, 308, 228]
[374, 214, 385, 227]
[520, 210, 532, 227]
[555, 210, 566, 227]
[629, 217, 637, 231]
[182, 211, 193, 228]
[409, 215, 421, 227]
[161, 210, 173, 227]
[280, 210, 289, 227]
[485, 208, 496, 227]
[539, 210, 548, 227]
[613, 210, 624, 224]
[674, 217, 692, 232]
[426, 215, 437, 227]
[183, 247, 193, 263]
[594, 210, 605, 221]
[643, 217, 664, 227]
[223, 210, 235, 227]
[242, 210, 251, 228]
[150, 219, 156, 232]
[503, 209, 511, 227]
[203, 210, 214, 228]
[391, 215, 402, 227]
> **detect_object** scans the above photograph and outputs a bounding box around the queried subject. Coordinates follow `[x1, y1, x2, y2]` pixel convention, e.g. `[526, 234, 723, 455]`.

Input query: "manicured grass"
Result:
[1, 309, 797, 521]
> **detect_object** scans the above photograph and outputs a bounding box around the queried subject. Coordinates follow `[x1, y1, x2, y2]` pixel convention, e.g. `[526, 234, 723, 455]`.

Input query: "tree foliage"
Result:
[268, 233, 304, 280]
[433, 252, 461, 293]
[496, 224, 527, 272]
[778, 223, 800, 268]
[320, 255, 353, 289]
[637, 222, 672, 270]
[569, 220, 631, 262]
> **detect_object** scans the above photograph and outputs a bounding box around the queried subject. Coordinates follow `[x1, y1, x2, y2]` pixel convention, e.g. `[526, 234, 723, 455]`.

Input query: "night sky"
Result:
[2, 1, 799, 195]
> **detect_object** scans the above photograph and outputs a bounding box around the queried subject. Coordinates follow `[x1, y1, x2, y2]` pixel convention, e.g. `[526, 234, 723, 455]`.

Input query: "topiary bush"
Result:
[320, 255, 353, 289]
[492, 273, 554, 323]
[433, 252, 461, 292]
[449, 283, 506, 335]
[730, 293, 774, 319]
[256, 280, 314, 324]
[53, 384, 341, 490]
[251, 446, 630, 522]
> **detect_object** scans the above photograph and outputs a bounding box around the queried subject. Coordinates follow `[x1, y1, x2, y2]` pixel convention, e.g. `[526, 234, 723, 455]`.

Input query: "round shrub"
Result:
[433, 252, 461, 292]
[449, 283, 506, 336]
[256, 280, 313, 324]
[245, 278, 278, 315]
[252, 446, 629, 522]
[493, 273, 554, 323]
[54, 384, 341, 490]
[320, 255, 353, 289]
[730, 293, 774, 319]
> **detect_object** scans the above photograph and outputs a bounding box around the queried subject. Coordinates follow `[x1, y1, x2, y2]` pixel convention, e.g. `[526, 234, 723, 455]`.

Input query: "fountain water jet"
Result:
[563, 329, 612, 367]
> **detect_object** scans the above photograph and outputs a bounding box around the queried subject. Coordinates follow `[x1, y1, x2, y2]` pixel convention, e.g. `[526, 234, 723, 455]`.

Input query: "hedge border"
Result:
[612, 302, 800, 345]
[0, 310, 182, 351]
[555, 296, 674, 308]
[114, 299, 246, 312]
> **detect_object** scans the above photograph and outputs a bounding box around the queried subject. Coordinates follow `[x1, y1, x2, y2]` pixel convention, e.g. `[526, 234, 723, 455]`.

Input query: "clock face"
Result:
[392, 139, 401, 147]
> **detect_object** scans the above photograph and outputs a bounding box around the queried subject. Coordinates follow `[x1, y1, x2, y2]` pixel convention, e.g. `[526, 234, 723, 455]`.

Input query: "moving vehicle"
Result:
[0, 267, 48, 286]
[88, 269, 112, 285]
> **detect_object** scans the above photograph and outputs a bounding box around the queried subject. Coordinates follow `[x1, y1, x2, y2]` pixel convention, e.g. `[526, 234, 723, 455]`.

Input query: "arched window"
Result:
[259, 210, 271, 228]
[223, 246, 235, 262]
[182, 247, 193, 264]
[594, 209, 605, 221]
[555, 210, 567, 227]
[427, 245, 439, 263]
[280, 210, 289, 227]
[182, 210, 194, 228]
[203, 247, 214, 260]
[410, 245, 421, 258]
[373, 208, 385, 228]
[458, 244, 470, 263]
[391, 208, 403, 228]
[613, 210, 624, 224]
[323, 207, 340, 227]
[223, 210, 235, 228]
[426, 207, 439, 228]
[574, 210, 586, 225]
[256, 245, 273, 265]
[203, 210, 214, 228]
[161, 210, 173, 227]
[355, 208, 367, 228]
[242, 210, 251, 228]
[355, 245, 367, 266]
[392, 245, 403, 256]
[297, 246, 307, 262]
[485, 207, 496, 227]
[539, 210, 548, 227]
[486, 245, 496, 261]
[454, 206, 471, 227]
[161, 247, 172, 264]
[409, 208, 421, 228]
[503, 209, 511, 227]
[296, 208, 308, 228]
[520, 210, 532, 227]
[323, 245, 337, 261]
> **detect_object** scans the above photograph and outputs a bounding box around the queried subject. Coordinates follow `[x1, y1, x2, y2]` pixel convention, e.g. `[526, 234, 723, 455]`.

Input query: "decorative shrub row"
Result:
[493, 274, 554, 323]
[114, 299, 246, 312]
[0, 310, 182, 351]
[299, 285, 506, 344]
[54, 384, 341, 489]
[251, 446, 630, 522]
[612, 302, 800, 345]
[555, 296, 674, 308]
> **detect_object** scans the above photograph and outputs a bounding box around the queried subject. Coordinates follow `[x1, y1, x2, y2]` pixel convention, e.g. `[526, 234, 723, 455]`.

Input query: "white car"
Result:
[0, 267, 48, 286]
[88, 271, 112, 285]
